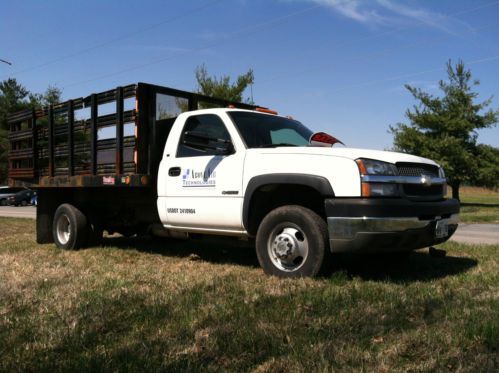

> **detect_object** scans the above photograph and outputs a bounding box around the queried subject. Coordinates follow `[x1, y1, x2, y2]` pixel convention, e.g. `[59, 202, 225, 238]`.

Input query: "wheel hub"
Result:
[268, 226, 309, 272]
[273, 232, 297, 259]
[56, 214, 71, 245]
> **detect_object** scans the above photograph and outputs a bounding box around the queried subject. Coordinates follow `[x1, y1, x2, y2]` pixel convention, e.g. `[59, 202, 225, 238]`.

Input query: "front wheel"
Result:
[256, 205, 331, 278]
[52, 204, 88, 250]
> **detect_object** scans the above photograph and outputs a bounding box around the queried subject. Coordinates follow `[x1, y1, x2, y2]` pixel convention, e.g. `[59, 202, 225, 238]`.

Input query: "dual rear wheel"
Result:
[52, 204, 102, 250]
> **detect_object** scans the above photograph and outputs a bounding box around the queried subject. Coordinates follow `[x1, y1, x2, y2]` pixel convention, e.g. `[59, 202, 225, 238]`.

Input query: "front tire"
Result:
[256, 205, 331, 278]
[52, 204, 88, 250]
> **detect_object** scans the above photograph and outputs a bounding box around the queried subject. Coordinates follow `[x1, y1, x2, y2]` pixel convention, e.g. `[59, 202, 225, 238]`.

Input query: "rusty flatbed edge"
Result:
[9, 174, 151, 188]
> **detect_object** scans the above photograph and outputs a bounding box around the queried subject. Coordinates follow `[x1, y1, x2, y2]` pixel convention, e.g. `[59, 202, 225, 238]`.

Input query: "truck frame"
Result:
[8, 83, 258, 243]
[8, 82, 459, 277]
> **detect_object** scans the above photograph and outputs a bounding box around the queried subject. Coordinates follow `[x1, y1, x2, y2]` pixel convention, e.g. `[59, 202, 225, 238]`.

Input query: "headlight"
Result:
[355, 158, 398, 176]
[356, 158, 399, 197]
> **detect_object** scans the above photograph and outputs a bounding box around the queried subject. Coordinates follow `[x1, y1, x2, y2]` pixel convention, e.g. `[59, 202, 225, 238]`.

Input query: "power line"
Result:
[6, 0, 496, 90]
[60, 3, 326, 89]
[2, 0, 226, 78]
[257, 0, 499, 84]
[325, 54, 499, 94]
[258, 20, 499, 85]
[62, 0, 497, 90]
[0, 59, 12, 66]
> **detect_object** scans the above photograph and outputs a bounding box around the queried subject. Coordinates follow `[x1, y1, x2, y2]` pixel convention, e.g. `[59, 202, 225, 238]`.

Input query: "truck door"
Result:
[159, 113, 245, 231]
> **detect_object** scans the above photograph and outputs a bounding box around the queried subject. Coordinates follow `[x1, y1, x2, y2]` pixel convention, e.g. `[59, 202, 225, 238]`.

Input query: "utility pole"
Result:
[0, 59, 12, 65]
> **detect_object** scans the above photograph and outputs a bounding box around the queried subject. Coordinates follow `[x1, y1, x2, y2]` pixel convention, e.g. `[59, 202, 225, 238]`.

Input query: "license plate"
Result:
[435, 220, 449, 238]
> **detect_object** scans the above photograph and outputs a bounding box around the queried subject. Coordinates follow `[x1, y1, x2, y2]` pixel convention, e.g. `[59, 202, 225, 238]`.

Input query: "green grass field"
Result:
[453, 187, 499, 223]
[0, 217, 497, 372]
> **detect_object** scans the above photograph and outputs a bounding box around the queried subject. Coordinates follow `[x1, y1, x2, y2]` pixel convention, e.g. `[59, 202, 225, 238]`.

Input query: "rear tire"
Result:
[256, 205, 331, 278]
[21, 200, 27, 206]
[52, 204, 88, 250]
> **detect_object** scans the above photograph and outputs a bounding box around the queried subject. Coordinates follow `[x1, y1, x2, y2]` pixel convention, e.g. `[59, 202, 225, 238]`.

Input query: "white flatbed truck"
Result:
[8, 83, 459, 277]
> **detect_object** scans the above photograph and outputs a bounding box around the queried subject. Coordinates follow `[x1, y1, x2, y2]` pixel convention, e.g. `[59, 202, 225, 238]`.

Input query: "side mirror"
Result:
[183, 131, 234, 155]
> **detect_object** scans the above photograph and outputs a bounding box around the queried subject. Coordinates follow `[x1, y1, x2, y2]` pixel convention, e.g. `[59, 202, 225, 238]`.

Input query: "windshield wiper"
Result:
[258, 143, 298, 148]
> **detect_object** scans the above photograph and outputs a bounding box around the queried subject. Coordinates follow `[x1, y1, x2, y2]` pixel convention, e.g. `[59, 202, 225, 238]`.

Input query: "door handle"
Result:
[168, 167, 181, 177]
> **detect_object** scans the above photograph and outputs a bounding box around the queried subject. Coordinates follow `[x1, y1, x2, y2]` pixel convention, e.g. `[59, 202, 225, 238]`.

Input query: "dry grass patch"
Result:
[0, 217, 498, 372]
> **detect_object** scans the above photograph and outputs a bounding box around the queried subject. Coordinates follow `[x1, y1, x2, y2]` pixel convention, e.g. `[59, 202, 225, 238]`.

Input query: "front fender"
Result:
[242, 173, 334, 231]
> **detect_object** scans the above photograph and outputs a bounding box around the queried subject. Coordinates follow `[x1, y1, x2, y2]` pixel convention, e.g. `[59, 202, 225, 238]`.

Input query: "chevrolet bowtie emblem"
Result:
[420, 174, 432, 186]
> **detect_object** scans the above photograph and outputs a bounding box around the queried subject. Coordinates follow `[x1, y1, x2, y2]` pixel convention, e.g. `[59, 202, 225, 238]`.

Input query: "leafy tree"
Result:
[475, 144, 499, 189]
[0, 79, 30, 131]
[29, 85, 62, 107]
[195, 64, 254, 107]
[0, 79, 62, 183]
[390, 60, 498, 200]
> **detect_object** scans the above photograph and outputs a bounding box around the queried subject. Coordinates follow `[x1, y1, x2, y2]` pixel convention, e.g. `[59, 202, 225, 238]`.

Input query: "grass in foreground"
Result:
[0, 217, 497, 372]
[450, 186, 499, 223]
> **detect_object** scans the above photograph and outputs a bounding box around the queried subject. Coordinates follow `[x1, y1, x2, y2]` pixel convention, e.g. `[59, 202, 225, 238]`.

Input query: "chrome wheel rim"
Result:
[267, 223, 309, 272]
[56, 214, 71, 245]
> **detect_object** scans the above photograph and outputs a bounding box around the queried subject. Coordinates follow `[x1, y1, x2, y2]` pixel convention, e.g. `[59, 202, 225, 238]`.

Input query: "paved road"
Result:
[450, 223, 499, 245]
[0, 206, 36, 219]
[0, 207, 497, 245]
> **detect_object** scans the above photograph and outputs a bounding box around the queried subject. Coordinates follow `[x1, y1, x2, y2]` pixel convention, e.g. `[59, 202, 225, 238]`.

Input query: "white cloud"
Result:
[305, 0, 389, 25]
[376, 0, 473, 35]
[287, 0, 471, 33]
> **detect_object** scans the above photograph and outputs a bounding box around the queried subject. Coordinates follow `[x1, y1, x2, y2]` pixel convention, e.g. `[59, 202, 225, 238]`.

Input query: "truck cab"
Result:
[7, 83, 459, 278]
[155, 108, 459, 276]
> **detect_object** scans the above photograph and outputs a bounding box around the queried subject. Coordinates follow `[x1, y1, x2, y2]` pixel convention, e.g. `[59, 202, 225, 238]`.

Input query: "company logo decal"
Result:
[182, 168, 216, 187]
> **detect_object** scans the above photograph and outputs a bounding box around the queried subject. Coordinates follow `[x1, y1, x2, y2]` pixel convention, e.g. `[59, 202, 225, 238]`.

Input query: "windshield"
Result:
[228, 111, 313, 148]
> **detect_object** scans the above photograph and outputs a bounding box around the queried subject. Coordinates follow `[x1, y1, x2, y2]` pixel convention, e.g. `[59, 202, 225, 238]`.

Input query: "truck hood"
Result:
[251, 146, 439, 166]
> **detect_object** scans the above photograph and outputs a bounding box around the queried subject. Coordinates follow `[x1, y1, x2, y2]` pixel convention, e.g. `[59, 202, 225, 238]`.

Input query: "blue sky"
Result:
[1, 0, 499, 150]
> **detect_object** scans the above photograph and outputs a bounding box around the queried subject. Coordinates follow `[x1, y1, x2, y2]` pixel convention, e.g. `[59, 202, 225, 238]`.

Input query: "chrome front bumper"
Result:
[327, 214, 459, 253]
[328, 214, 459, 240]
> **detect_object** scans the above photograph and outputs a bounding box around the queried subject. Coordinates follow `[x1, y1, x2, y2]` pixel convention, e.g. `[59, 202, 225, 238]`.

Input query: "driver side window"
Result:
[177, 114, 231, 157]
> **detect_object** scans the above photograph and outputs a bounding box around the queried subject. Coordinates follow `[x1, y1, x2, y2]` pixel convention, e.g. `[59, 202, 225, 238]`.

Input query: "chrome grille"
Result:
[396, 162, 443, 201]
[396, 162, 439, 177]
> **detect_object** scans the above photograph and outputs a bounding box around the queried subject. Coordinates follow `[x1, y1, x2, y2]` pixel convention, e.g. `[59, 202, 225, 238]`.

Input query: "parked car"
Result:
[0, 187, 24, 206]
[7, 189, 36, 206]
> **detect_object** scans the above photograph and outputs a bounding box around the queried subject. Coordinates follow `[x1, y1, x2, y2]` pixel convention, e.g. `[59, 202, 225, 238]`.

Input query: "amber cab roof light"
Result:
[255, 107, 278, 115]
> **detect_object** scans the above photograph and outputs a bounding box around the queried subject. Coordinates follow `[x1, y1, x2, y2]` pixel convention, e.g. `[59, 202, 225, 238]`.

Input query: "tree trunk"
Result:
[451, 182, 460, 201]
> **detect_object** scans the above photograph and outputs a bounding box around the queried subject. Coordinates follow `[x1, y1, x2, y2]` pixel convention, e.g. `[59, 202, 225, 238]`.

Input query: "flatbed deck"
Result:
[8, 83, 258, 188]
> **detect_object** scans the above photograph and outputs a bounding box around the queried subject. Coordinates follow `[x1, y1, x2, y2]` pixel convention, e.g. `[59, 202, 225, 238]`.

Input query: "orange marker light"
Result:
[255, 107, 278, 115]
[361, 182, 371, 197]
[355, 159, 367, 175]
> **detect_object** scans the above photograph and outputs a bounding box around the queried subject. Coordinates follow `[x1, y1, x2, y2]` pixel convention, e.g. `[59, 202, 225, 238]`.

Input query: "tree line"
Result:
[0, 79, 62, 184]
[0, 62, 497, 200]
[391, 60, 498, 200]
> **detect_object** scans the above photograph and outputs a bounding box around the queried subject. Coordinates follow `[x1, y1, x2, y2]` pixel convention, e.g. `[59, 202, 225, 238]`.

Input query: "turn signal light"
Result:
[361, 182, 371, 197]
